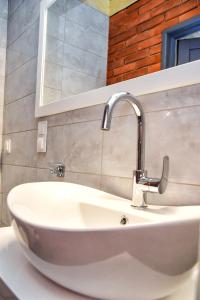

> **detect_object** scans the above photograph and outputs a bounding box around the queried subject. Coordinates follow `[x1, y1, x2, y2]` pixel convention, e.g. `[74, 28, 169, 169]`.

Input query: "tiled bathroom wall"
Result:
[1, 0, 200, 225]
[44, 0, 109, 104]
[0, 0, 8, 226]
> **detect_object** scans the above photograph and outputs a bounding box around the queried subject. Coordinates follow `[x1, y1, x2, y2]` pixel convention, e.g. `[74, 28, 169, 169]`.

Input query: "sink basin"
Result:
[7, 182, 200, 300]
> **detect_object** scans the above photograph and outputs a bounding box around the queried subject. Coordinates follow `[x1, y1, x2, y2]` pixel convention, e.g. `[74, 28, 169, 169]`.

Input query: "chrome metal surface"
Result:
[50, 163, 65, 177]
[102, 92, 145, 171]
[101, 92, 169, 207]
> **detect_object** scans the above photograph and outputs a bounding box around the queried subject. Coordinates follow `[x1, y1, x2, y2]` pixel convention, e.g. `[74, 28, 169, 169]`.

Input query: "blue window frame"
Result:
[162, 14, 200, 69]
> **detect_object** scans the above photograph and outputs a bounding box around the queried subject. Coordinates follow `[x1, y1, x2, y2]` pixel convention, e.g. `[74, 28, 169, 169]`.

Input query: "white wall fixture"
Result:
[37, 120, 48, 153]
[4, 138, 12, 154]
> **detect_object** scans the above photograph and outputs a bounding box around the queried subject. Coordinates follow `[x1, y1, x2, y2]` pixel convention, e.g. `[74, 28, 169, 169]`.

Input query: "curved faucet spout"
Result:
[101, 92, 169, 208]
[101, 92, 145, 171]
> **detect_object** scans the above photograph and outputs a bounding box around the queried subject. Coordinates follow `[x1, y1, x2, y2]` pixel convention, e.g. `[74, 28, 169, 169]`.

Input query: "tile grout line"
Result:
[4, 91, 36, 106]
[7, 13, 39, 48]
[7, 0, 24, 20]
[5, 55, 37, 78]
[2, 163, 200, 188]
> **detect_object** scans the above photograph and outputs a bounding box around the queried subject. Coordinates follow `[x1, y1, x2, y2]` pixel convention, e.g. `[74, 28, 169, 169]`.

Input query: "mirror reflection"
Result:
[42, 0, 200, 105]
[43, 0, 138, 105]
[44, 0, 110, 104]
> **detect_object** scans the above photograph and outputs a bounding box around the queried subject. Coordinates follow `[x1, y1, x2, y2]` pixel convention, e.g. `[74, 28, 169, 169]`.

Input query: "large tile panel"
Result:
[7, 0, 40, 45]
[146, 105, 200, 185]
[147, 182, 200, 206]
[0, 0, 8, 19]
[6, 21, 39, 75]
[0, 18, 7, 48]
[2, 164, 37, 194]
[68, 120, 103, 174]
[66, 171, 101, 189]
[102, 115, 137, 178]
[3, 93, 37, 133]
[37, 125, 69, 169]
[3, 130, 37, 167]
[5, 58, 37, 103]
[101, 175, 132, 200]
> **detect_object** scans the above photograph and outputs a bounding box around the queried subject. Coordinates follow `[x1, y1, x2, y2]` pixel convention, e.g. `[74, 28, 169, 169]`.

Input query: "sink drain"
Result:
[120, 215, 129, 225]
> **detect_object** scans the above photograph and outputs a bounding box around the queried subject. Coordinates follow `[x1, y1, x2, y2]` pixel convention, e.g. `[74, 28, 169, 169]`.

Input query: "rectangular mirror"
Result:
[36, 0, 200, 117]
[36, 0, 138, 115]
[44, 0, 109, 104]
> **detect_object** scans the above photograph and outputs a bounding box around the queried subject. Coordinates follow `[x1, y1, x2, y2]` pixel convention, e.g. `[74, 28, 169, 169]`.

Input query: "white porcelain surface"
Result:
[0, 227, 198, 300]
[7, 182, 200, 300]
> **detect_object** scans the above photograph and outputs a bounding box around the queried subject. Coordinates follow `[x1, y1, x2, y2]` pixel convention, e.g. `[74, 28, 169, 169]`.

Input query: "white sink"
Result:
[7, 182, 200, 300]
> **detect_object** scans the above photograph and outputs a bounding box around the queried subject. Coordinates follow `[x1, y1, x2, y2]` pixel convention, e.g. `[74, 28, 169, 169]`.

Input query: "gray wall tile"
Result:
[7, 1, 25, 45]
[66, 0, 109, 37]
[0, 76, 5, 106]
[44, 0, 108, 102]
[8, 0, 23, 16]
[138, 83, 200, 113]
[7, 0, 40, 45]
[146, 106, 200, 185]
[0, 0, 8, 19]
[23, 0, 40, 31]
[37, 125, 69, 169]
[102, 115, 137, 178]
[6, 21, 39, 75]
[44, 62, 62, 90]
[0, 106, 4, 137]
[46, 35, 64, 65]
[2, 164, 37, 194]
[0, 47, 6, 76]
[3, 93, 37, 134]
[66, 171, 101, 189]
[47, 10, 65, 41]
[3, 130, 37, 167]
[49, 0, 68, 16]
[0, 18, 7, 48]
[5, 58, 37, 103]
[63, 43, 107, 79]
[61, 67, 105, 97]
[148, 182, 200, 206]
[109, 84, 200, 118]
[68, 120, 103, 174]
[43, 104, 103, 128]
[101, 175, 133, 200]
[1, 193, 11, 225]
[64, 20, 108, 58]
[43, 87, 62, 105]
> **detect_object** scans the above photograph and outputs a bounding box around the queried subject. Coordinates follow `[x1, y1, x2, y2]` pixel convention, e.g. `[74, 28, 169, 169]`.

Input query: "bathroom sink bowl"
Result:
[7, 182, 200, 300]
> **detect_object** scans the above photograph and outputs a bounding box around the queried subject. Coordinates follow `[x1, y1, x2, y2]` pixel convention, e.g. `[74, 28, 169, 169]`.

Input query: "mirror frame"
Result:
[35, 0, 200, 118]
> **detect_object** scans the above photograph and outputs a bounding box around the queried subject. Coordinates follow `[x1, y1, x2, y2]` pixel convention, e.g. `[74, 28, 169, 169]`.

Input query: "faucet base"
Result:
[132, 173, 148, 208]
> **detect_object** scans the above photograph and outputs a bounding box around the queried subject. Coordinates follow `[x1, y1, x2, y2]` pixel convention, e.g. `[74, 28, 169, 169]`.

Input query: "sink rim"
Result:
[7, 181, 200, 232]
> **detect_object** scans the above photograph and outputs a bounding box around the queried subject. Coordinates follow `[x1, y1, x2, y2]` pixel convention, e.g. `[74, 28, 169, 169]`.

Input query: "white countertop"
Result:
[0, 227, 198, 300]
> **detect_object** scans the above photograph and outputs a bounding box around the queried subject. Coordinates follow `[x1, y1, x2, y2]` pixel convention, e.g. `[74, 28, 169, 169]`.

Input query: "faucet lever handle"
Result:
[158, 156, 169, 194]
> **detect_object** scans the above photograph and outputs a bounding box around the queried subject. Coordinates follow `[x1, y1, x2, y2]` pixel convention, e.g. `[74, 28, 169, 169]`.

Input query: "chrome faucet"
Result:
[101, 92, 169, 207]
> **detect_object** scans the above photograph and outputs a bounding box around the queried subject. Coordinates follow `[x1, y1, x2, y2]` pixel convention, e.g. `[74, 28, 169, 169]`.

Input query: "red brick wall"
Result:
[107, 0, 200, 85]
